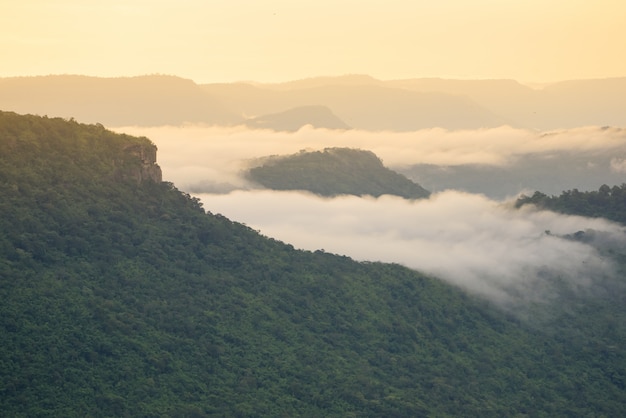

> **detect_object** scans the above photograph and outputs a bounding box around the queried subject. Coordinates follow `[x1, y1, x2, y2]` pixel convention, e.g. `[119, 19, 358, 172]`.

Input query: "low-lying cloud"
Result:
[116, 124, 626, 194]
[198, 189, 625, 307]
[114, 124, 626, 307]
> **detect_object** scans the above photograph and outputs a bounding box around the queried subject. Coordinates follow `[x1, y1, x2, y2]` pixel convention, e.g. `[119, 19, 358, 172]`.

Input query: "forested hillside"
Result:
[247, 147, 431, 198]
[1, 111, 626, 416]
[516, 184, 626, 225]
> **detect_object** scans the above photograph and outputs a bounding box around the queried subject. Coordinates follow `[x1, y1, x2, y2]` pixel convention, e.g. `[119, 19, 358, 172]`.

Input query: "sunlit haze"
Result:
[2, 0, 625, 83]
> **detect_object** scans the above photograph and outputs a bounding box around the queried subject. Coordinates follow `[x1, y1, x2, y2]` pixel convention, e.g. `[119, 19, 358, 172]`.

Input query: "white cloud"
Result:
[115, 125, 626, 192]
[198, 189, 625, 306]
[113, 124, 626, 307]
[610, 157, 626, 173]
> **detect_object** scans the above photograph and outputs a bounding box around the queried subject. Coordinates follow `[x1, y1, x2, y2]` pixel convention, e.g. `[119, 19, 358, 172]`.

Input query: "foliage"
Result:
[516, 184, 626, 225]
[247, 147, 431, 198]
[1, 111, 626, 416]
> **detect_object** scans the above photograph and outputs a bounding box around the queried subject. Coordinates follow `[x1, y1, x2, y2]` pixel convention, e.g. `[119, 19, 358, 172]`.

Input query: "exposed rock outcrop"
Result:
[120, 143, 162, 184]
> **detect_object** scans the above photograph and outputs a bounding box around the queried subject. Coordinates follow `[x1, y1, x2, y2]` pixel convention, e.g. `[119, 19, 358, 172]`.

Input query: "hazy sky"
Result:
[2, 0, 625, 83]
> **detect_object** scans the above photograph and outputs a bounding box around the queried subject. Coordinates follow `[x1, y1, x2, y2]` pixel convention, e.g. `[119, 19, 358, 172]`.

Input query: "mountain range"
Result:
[2, 74, 625, 130]
[243, 105, 350, 131]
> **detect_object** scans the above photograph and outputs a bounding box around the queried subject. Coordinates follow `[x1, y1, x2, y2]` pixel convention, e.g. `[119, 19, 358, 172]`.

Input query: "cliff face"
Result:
[0, 111, 164, 191]
[122, 143, 163, 184]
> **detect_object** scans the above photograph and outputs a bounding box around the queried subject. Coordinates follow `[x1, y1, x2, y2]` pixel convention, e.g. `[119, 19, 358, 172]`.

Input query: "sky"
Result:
[2, 0, 626, 83]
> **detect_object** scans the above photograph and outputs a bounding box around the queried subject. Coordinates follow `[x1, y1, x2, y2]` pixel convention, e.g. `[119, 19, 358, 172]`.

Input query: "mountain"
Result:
[386, 78, 535, 128]
[204, 81, 507, 131]
[388, 76, 626, 130]
[3, 74, 624, 131]
[399, 127, 626, 199]
[205, 75, 626, 130]
[246, 147, 430, 198]
[1, 111, 626, 416]
[243, 105, 350, 131]
[0, 75, 241, 126]
[0, 74, 506, 130]
[537, 78, 626, 129]
[252, 74, 385, 90]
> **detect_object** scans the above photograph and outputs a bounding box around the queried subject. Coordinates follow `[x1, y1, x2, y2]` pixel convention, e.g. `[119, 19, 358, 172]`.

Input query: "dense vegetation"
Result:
[516, 184, 626, 225]
[247, 147, 431, 198]
[1, 111, 626, 416]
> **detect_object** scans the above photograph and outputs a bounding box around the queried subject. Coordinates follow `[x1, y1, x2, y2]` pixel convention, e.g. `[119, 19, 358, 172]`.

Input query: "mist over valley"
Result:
[4, 72, 625, 307]
[4, 1, 626, 414]
[198, 189, 626, 309]
[118, 123, 626, 198]
[115, 123, 626, 309]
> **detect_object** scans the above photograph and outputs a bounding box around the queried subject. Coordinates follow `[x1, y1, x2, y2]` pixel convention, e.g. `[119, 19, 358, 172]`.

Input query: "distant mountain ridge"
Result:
[1, 74, 625, 130]
[243, 105, 350, 131]
[399, 126, 626, 199]
[0, 74, 240, 126]
[205, 81, 508, 131]
[387, 76, 626, 130]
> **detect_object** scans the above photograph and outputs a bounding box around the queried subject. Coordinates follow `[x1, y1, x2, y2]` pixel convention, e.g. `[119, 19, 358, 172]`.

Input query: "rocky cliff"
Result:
[121, 143, 163, 184]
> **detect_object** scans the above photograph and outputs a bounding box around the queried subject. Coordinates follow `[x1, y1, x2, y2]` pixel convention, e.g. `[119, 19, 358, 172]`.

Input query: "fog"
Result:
[198, 189, 624, 306]
[116, 124, 626, 305]
[118, 124, 626, 196]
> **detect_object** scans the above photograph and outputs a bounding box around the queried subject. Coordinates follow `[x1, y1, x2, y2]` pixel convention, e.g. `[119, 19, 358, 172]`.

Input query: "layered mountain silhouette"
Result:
[386, 77, 626, 130]
[1, 74, 625, 130]
[0, 75, 239, 126]
[205, 81, 508, 130]
[243, 105, 350, 131]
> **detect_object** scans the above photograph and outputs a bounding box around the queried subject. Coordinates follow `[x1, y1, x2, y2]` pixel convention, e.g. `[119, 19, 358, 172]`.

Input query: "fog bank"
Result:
[198, 189, 624, 306]
[114, 124, 626, 306]
[117, 125, 626, 197]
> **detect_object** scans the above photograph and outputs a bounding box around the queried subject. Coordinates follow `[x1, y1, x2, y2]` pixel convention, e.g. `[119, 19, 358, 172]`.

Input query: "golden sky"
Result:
[2, 0, 625, 83]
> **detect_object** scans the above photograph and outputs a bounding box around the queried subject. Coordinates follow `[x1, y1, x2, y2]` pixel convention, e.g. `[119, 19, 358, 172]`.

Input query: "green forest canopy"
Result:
[246, 147, 430, 199]
[516, 184, 626, 225]
[1, 111, 625, 416]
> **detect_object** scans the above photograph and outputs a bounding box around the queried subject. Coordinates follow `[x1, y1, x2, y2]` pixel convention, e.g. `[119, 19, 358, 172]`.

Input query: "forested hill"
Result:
[1, 111, 626, 416]
[516, 184, 626, 225]
[247, 147, 431, 198]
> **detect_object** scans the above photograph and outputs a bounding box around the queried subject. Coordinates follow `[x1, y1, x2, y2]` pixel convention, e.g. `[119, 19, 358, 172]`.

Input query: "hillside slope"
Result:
[1, 111, 625, 416]
[247, 147, 430, 198]
[516, 183, 626, 224]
